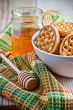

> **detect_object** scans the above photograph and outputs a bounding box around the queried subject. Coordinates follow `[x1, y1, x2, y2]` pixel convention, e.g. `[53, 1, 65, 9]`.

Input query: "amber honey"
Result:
[12, 7, 43, 56]
[12, 27, 39, 56]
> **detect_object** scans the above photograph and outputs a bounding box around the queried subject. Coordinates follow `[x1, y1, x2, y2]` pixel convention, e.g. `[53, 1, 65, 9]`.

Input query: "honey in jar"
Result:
[12, 7, 43, 57]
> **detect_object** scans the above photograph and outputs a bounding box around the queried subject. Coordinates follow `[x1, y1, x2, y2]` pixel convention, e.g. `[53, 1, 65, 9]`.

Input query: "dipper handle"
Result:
[0, 53, 38, 90]
[0, 53, 21, 74]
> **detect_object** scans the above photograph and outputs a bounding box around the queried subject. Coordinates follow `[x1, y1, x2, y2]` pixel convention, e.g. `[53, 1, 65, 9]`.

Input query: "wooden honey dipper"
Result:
[0, 53, 38, 91]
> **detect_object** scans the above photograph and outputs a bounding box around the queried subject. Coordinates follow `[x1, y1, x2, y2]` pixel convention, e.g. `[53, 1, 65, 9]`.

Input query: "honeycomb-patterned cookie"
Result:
[36, 25, 60, 54]
[54, 22, 73, 37]
[59, 34, 73, 56]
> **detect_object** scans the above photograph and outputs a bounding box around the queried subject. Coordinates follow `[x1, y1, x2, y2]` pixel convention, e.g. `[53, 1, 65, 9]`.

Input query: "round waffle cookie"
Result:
[54, 22, 73, 37]
[36, 25, 60, 54]
[59, 34, 73, 56]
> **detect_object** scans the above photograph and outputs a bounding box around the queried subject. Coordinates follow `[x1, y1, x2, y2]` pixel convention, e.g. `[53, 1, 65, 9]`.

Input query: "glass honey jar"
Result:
[12, 7, 43, 57]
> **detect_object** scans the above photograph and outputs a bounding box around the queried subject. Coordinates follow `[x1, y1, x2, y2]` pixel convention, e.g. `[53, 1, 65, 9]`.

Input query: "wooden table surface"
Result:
[0, 0, 73, 110]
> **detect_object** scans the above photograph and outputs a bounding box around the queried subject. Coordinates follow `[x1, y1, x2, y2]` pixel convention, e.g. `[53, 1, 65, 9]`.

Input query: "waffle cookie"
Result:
[59, 34, 73, 56]
[54, 22, 73, 37]
[36, 25, 60, 54]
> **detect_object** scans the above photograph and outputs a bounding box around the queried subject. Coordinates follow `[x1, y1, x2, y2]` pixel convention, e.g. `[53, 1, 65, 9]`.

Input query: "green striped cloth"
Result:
[0, 23, 12, 52]
[0, 53, 73, 110]
[43, 10, 65, 25]
[0, 23, 12, 67]
[0, 21, 73, 110]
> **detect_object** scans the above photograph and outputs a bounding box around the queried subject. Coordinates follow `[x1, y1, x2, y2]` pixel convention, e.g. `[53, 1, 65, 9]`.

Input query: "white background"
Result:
[36, 0, 73, 21]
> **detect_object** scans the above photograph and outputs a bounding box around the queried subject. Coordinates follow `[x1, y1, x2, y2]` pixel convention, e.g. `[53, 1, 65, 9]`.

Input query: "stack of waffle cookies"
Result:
[36, 22, 73, 56]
